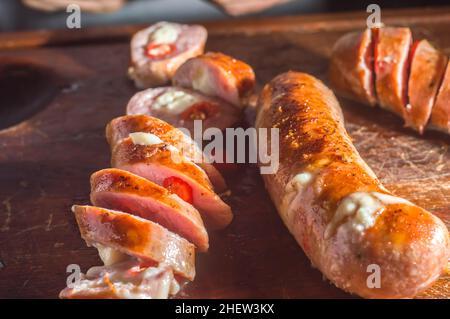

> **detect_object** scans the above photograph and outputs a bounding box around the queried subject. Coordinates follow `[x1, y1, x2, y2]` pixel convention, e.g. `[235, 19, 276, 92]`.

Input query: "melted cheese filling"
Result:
[280, 172, 314, 226]
[148, 23, 180, 44]
[95, 244, 128, 266]
[153, 90, 198, 114]
[325, 192, 411, 238]
[69, 260, 178, 299]
[129, 132, 163, 146]
[192, 68, 215, 96]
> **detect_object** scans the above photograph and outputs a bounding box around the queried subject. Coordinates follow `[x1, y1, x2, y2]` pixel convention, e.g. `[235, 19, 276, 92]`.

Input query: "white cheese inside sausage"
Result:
[95, 244, 128, 266]
[153, 90, 198, 114]
[67, 261, 178, 299]
[129, 132, 164, 146]
[325, 192, 412, 238]
[148, 23, 180, 45]
[192, 69, 215, 96]
[280, 172, 315, 226]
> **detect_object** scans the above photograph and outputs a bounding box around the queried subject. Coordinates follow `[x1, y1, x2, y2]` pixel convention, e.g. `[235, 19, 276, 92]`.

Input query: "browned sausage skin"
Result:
[128, 22, 207, 88]
[173, 52, 256, 107]
[430, 62, 450, 133]
[90, 168, 209, 252]
[373, 27, 412, 117]
[405, 40, 448, 133]
[329, 28, 377, 106]
[256, 72, 449, 298]
[330, 26, 450, 135]
[72, 205, 196, 280]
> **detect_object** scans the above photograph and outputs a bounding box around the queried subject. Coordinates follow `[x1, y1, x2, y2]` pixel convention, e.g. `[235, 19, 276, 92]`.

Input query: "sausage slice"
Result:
[128, 22, 207, 88]
[112, 138, 233, 229]
[430, 61, 450, 133]
[60, 260, 178, 299]
[125, 87, 242, 137]
[374, 27, 412, 117]
[405, 40, 448, 133]
[329, 28, 377, 106]
[72, 205, 196, 280]
[90, 168, 209, 252]
[173, 52, 255, 107]
[106, 114, 228, 193]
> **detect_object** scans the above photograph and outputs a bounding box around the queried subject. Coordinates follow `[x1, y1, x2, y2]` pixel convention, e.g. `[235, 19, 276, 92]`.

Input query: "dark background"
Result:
[1, 0, 449, 32]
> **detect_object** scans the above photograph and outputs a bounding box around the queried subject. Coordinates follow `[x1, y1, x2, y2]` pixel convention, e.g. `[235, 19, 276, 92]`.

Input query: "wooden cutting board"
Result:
[0, 7, 449, 299]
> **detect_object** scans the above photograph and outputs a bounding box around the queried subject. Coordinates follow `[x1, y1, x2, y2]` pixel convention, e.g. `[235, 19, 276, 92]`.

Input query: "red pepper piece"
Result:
[163, 176, 193, 204]
[145, 43, 176, 59]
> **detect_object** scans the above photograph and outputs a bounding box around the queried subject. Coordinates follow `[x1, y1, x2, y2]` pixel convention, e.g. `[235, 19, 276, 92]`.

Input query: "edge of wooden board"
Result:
[1, 6, 450, 50]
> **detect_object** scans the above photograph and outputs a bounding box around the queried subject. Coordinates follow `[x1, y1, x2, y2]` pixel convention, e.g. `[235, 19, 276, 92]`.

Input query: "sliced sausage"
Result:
[126, 87, 242, 135]
[405, 40, 448, 133]
[329, 28, 377, 106]
[256, 72, 449, 298]
[430, 61, 450, 133]
[374, 27, 412, 117]
[106, 114, 228, 193]
[112, 137, 233, 229]
[172, 52, 255, 107]
[90, 168, 209, 252]
[60, 260, 178, 299]
[128, 22, 207, 88]
[72, 205, 196, 280]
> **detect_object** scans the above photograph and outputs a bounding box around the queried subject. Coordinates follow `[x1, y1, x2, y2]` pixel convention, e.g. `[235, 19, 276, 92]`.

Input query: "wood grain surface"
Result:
[0, 7, 449, 298]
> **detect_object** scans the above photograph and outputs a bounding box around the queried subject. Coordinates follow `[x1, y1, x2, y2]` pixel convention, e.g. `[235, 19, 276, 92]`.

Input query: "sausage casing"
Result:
[256, 71, 449, 298]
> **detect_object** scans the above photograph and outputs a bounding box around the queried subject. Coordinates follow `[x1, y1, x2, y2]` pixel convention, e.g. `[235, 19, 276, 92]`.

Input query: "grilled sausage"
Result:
[126, 87, 242, 134]
[373, 27, 412, 117]
[173, 52, 255, 107]
[256, 71, 449, 298]
[106, 115, 228, 193]
[329, 28, 376, 106]
[430, 62, 450, 133]
[330, 26, 450, 135]
[405, 40, 448, 133]
[112, 137, 233, 229]
[72, 205, 196, 280]
[128, 22, 207, 88]
[90, 168, 209, 252]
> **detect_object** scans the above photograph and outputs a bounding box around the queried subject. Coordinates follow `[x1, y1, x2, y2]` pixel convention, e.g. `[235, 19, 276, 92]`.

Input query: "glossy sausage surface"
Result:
[256, 71, 449, 298]
[72, 205, 196, 280]
[430, 62, 450, 133]
[173, 52, 255, 107]
[330, 26, 450, 135]
[405, 40, 448, 133]
[90, 168, 209, 252]
[329, 29, 376, 106]
[374, 27, 412, 117]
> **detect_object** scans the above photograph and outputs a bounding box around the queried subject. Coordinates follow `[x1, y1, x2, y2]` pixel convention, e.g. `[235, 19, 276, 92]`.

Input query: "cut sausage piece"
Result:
[430, 61, 450, 133]
[329, 26, 450, 136]
[90, 168, 209, 252]
[106, 115, 192, 152]
[106, 114, 228, 193]
[60, 260, 179, 299]
[374, 27, 412, 117]
[405, 40, 448, 133]
[172, 52, 255, 107]
[112, 138, 233, 229]
[256, 72, 449, 298]
[329, 28, 377, 106]
[126, 87, 242, 135]
[128, 22, 207, 88]
[72, 205, 196, 280]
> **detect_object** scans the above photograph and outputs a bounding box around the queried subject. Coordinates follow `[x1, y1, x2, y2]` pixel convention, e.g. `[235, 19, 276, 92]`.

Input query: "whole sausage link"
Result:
[256, 71, 449, 298]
